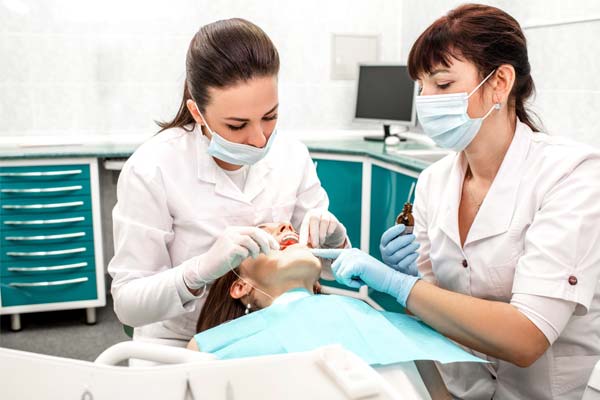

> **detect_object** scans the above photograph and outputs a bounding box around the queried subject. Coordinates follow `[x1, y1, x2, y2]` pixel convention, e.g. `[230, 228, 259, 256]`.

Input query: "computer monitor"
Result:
[354, 64, 418, 141]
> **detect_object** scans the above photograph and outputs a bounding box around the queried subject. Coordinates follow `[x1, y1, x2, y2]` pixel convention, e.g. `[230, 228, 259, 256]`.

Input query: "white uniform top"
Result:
[108, 125, 328, 345]
[414, 120, 600, 400]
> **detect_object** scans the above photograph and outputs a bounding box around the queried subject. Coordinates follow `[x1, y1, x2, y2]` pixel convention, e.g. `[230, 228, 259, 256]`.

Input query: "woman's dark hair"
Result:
[157, 18, 280, 133]
[196, 270, 246, 333]
[407, 3, 542, 132]
[196, 268, 322, 333]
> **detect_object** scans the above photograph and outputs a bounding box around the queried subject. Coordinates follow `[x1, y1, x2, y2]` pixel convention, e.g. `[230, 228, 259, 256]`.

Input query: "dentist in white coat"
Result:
[108, 19, 348, 349]
[332, 5, 600, 399]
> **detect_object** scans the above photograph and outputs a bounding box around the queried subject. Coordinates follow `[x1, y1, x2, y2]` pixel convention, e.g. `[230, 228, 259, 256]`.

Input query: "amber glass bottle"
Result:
[396, 202, 414, 234]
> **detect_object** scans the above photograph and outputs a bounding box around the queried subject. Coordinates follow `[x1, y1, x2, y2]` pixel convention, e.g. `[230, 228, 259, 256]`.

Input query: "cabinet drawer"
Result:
[0, 164, 90, 183]
[0, 195, 92, 216]
[1, 230, 90, 251]
[1, 210, 92, 233]
[0, 180, 90, 200]
[0, 270, 97, 307]
[1, 226, 93, 247]
[1, 256, 95, 278]
[1, 240, 94, 263]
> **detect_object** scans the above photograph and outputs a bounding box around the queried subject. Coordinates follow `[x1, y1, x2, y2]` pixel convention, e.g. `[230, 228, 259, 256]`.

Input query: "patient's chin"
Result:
[277, 247, 321, 275]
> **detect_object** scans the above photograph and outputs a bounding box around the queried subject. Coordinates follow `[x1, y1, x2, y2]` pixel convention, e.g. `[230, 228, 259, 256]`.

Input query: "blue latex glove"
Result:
[332, 248, 420, 307]
[380, 224, 420, 276]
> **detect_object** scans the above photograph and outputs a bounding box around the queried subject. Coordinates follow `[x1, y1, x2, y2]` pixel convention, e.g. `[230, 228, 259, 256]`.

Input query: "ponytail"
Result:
[156, 83, 196, 133]
[513, 74, 542, 132]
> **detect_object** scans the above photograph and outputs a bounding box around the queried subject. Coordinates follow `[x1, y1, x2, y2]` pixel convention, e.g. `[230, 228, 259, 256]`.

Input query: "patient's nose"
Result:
[278, 223, 294, 234]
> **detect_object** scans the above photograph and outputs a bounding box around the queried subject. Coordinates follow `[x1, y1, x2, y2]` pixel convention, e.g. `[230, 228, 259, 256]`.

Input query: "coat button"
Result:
[568, 276, 578, 285]
[462, 259, 468, 268]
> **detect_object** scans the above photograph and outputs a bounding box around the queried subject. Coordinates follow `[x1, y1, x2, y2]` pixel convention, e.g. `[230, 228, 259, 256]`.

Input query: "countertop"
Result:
[0, 131, 446, 172]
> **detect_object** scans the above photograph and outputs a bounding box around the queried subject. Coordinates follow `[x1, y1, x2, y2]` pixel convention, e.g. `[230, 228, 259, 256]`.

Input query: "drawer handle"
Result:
[6, 247, 87, 257]
[7, 262, 88, 272]
[0, 169, 82, 177]
[4, 216, 85, 225]
[1, 185, 83, 193]
[8, 276, 88, 287]
[2, 201, 84, 210]
[5, 232, 86, 241]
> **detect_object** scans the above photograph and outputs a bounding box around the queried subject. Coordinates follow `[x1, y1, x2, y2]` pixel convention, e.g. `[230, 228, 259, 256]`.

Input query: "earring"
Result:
[245, 303, 252, 315]
[494, 102, 501, 110]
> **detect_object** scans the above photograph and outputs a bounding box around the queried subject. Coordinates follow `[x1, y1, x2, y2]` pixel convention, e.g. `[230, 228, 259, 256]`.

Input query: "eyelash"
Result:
[227, 115, 278, 131]
[437, 83, 451, 89]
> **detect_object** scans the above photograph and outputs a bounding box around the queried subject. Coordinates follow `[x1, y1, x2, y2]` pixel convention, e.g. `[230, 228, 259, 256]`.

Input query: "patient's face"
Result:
[238, 222, 321, 287]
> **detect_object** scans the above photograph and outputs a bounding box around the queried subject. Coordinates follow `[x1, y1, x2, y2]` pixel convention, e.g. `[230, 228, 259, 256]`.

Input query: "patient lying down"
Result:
[186, 222, 483, 366]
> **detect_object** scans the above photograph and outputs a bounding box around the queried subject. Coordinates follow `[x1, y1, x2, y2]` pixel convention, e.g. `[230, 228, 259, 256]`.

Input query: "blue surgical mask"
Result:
[198, 110, 277, 166]
[415, 70, 500, 151]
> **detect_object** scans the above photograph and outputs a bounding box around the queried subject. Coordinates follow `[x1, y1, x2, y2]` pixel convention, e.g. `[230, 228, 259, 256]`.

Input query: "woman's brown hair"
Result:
[196, 269, 322, 333]
[196, 270, 246, 333]
[407, 3, 542, 132]
[157, 18, 280, 133]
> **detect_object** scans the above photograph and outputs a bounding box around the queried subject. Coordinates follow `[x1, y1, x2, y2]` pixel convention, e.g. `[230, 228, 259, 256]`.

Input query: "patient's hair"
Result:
[196, 270, 246, 333]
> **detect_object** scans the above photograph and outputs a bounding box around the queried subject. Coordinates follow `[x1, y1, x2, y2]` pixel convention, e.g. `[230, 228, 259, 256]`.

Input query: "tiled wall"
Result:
[0, 0, 403, 138]
[4, 1, 598, 146]
[400, 0, 600, 147]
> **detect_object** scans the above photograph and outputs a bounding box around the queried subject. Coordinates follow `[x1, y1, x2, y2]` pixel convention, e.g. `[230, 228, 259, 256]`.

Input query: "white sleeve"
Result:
[413, 172, 437, 285]
[512, 157, 600, 315]
[290, 147, 330, 230]
[511, 293, 576, 344]
[108, 161, 203, 327]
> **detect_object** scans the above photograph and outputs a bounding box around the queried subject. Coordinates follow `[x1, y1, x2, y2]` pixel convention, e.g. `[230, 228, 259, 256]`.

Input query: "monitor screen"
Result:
[354, 65, 416, 124]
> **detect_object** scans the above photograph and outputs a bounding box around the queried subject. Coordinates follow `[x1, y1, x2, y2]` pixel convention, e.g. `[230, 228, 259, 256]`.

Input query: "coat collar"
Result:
[439, 120, 533, 248]
[195, 125, 276, 204]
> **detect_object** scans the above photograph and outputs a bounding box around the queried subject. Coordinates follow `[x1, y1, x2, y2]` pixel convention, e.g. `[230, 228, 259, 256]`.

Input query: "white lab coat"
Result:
[413, 120, 600, 400]
[108, 125, 328, 347]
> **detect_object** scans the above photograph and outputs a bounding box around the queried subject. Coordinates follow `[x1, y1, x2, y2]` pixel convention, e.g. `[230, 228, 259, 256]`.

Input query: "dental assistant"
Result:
[108, 19, 348, 348]
[333, 4, 600, 399]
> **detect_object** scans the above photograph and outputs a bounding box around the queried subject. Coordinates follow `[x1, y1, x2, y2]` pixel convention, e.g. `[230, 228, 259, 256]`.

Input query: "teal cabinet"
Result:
[310, 156, 420, 311]
[312, 159, 362, 248]
[0, 161, 104, 330]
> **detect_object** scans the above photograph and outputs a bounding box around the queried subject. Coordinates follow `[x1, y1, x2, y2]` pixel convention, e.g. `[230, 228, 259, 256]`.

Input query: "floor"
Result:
[0, 275, 129, 362]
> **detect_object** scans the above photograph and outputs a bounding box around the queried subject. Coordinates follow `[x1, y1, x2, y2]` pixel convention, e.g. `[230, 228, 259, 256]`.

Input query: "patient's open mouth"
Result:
[279, 233, 299, 250]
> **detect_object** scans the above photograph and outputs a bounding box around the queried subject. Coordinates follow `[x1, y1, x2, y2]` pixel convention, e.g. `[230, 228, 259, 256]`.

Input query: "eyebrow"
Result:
[224, 104, 279, 122]
[430, 69, 451, 77]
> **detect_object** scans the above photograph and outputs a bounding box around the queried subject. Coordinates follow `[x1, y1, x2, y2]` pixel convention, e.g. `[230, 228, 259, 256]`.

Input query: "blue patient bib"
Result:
[195, 288, 484, 365]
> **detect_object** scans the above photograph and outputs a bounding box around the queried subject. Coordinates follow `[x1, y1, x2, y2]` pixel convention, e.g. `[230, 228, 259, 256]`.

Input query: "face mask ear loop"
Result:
[467, 69, 497, 98]
[230, 267, 274, 301]
[481, 101, 501, 120]
[196, 107, 215, 137]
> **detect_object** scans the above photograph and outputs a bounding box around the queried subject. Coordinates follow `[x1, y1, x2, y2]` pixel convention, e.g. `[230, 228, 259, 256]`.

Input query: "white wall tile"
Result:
[532, 90, 600, 146]
[0, 83, 34, 131]
[1, 0, 405, 137]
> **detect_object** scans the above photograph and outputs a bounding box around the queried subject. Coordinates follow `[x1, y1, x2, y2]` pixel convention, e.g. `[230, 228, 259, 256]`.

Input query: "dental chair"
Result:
[584, 359, 600, 400]
[0, 341, 434, 399]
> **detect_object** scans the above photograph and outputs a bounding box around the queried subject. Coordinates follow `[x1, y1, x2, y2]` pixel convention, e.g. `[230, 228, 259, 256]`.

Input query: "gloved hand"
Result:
[332, 248, 419, 307]
[183, 226, 279, 289]
[299, 209, 347, 248]
[380, 224, 420, 276]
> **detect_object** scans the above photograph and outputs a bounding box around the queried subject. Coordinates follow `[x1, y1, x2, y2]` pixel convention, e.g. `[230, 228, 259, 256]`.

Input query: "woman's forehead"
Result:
[206, 76, 278, 117]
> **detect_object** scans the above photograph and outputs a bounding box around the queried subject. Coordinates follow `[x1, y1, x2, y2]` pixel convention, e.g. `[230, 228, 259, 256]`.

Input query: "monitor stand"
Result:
[363, 124, 407, 142]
